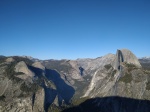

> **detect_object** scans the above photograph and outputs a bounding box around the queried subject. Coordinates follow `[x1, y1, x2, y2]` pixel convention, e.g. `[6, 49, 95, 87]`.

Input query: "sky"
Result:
[0, 0, 150, 60]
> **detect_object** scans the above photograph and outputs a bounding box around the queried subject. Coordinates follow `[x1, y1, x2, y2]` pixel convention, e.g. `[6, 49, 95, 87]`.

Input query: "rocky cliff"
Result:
[83, 49, 149, 99]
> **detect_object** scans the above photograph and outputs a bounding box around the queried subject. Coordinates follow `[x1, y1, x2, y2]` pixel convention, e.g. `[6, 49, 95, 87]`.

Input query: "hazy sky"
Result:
[0, 0, 150, 59]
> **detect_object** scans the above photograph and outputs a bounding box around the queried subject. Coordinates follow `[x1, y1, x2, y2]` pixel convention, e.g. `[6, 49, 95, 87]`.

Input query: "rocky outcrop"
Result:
[15, 61, 35, 80]
[0, 59, 47, 112]
[33, 87, 45, 112]
[0, 78, 9, 96]
[15, 61, 34, 76]
[114, 49, 141, 70]
[32, 62, 45, 70]
[0, 74, 33, 112]
[82, 54, 116, 97]
[83, 64, 118, 97]
[5, 57, 14, 63]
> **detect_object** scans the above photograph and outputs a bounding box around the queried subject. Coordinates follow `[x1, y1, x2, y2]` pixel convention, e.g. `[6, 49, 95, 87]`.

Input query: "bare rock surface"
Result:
[32, 61, 45, 70]
[33, 87, 45, 112]
[5, 58, 14, 63]
[15, 61, 34, 77]
[0, 48, 150, 112]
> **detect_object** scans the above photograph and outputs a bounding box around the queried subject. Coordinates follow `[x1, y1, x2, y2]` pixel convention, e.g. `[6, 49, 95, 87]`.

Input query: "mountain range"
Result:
[0, 49, 150, 112]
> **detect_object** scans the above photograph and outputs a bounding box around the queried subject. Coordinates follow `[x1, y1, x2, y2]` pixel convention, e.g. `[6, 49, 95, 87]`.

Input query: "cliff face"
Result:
[0, 58, 33, 112]
[0, 57, 74, 112]
[114, 49, 124, 70]
[83, 49, 149, 100]
[32, 87, 45, 112]
[114, 49, 141, 70]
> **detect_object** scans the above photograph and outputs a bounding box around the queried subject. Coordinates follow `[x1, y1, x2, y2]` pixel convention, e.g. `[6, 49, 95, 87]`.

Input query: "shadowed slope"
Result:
[63, 96, 150, 112]
[45, 69, 75, 104]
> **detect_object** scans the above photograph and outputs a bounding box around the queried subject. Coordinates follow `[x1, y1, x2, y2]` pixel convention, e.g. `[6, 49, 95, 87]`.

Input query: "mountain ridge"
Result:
[0, 48, 150, 112]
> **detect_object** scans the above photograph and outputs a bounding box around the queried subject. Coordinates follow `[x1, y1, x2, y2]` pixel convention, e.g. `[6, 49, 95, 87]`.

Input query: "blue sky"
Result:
[0, 0, 150, 59]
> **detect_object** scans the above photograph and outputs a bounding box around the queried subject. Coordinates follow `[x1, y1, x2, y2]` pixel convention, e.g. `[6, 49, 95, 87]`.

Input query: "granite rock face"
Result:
[0, 57, 75, 112]
[15, 61, 35, 77]
[83, 49, 148, 100]
[5, 58, 14, 63]
[32, 87, 45, 112]
[121, 49, 141, 67]
[114, 49, 141, 68]
[32, 62, 45, 70]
